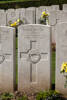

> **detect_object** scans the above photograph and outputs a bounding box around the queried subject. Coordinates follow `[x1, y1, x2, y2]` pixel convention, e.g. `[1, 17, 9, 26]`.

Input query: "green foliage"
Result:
[0, 93, 14, 100]
[0, 93, 28, 100]
[0, 0, 67, 9]
[0, 1, 40, 9]
[17, 95, 28, 100]
[36, 90, 63, 100]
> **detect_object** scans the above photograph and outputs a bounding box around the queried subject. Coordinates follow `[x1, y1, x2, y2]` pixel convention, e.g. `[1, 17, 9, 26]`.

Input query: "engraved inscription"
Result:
[0, 53, 11, 64]
[20, 41, 48, 83]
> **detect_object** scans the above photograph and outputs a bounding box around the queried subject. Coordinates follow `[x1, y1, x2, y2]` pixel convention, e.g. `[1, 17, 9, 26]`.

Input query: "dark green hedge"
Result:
[0, 1, 40, 9]
[41, 0, 67, 5]
[0, 0, 67, 9]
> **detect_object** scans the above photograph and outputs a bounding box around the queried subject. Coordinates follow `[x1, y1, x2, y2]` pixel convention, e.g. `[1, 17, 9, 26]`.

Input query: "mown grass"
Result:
[52, 51, 55, 85]
[16, 37, 18, 84]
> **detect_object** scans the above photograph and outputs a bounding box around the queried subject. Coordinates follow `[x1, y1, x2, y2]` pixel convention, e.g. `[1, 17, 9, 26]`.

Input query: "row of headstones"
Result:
[0, 23, 67, 96]
[0, 5, 67, 44]
[0, 5, 59, 26]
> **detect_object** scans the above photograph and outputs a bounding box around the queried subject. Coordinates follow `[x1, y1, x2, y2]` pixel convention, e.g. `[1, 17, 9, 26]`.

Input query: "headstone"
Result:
[49, 11, 57, 44]
[36, 6, 51, 24]
[25, 7, 36, 24]
[51, 26, 56, 44]
[6, 9, 19, 25]
[49, 11, 57, 26]
[0, 26, 16, 92]
[16, 8, 26, 24]
[56, 22, 67, 96]
[57, 11, 67, 23]
[36, 6, 59, 24]
[51, 5, 59, 10]
[18, 24, 51, 92]
[63, 4, 67, 10]
[0, 10, 6, 26]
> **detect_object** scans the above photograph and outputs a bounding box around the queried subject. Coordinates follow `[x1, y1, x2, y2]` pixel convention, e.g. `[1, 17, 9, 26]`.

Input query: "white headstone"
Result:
[6, 9, 19, 25]
[51, 5, 59, 10]
[0, 10, 6, 26]
[16, 8, 26, 24]
[36, 6, 51, 24]
[51, 26, 56, 44]
[49, 11, 57, 26]
[25, 7, 36, 24]
[56, 22, 67, 96]
[18, 24, 51, 92]
[63, 4, 67, 10]
[49, 11, 57, 44]
[0, 26, 16, 92]
[57, 11, 67, 23]
[36, 6, 59, 24]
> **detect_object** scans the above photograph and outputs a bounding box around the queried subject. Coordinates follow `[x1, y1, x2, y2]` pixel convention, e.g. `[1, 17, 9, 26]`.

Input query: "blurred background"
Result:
[0, 0, 67, 9]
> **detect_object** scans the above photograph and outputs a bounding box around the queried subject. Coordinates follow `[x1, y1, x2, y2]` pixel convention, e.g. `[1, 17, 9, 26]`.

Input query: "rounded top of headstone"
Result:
[0, 26, 15, 30]
[18, 24, 51, 29]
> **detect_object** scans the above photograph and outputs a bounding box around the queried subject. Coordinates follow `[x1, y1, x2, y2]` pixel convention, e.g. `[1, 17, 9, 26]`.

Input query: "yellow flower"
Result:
[10, 19, 23, 27]
[17, 19, 20, 23]
[42, 11, 49, 17]
[42, 11, 46, 15]
[65, 68, 67, 72]
[10, 21, 17, 27]
[61, 62, 67, 73]
[41, 15, 43, 18]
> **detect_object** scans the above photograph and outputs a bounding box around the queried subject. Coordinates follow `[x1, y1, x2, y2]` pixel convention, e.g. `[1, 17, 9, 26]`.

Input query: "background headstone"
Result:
[57, 11, 67, 23]
[36, 6, 58, 44]
[56, 22, 67, 96]
[0, 10, 6, 26]
[49, 11, 57, 26]
[25, 7, 36, 24]
[0, 26, 16, 92]
[51, 5, 59, 10]
[49, 11, 57, 44]
[16, 8, 26, 24]
[6, 9, 19, 25]
[18, 24, 51, 92]
[36, 6, 50, 24]
[63, 4, 67, 10]
[36, 6, 59, 24]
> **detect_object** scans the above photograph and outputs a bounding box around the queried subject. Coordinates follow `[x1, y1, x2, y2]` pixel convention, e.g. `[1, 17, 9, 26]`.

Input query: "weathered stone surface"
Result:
[16, 8, 26, 24]
[18, 24, 51, 92]
[16, 7, 36, 24]
[49, 11, 57, 44]
[57, 11, 67, 23]
[56, 22, 67, 96]
[49, 11, 57, 26]
[63, 4, 67, 10]
[51, 26, 56, 44]
[51, 5, 59, 10]
[0, 26, 16, 92]
[36, 6, 59, 24]
[25, 7, 36, 24]
[6, 9, 19, 25]
[36, 6, 50, 24]
[0, 10, 6, 25]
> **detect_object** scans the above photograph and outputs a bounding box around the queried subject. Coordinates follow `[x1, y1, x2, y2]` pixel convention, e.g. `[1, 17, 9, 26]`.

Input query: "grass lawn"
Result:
[16, 37, 18, 84]
[52, 51, 55, 85]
